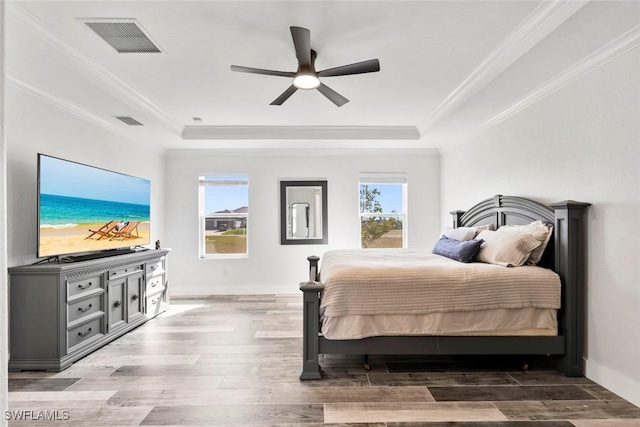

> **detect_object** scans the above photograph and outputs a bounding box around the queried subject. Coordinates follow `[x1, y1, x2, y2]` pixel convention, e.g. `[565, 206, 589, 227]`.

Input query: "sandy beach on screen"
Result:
[39, 222, 150, 257]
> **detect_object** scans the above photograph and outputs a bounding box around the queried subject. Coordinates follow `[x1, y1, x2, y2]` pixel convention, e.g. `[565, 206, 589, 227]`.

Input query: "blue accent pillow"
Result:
[433, 236, 483, 263]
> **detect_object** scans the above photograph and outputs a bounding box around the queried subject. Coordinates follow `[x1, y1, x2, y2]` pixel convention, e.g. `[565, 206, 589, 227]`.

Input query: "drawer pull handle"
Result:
[78, 328, 92, 338]
[132, 294, 139, 301]
[78, 282, 92, 290]
[114, 300, 122, 308]
[78, 304, 93, 313]
[152, 298, 158, 305]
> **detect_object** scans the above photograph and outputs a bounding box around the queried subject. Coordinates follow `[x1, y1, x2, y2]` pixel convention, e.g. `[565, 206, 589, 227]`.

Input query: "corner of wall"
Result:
[586, 358, 640, 408]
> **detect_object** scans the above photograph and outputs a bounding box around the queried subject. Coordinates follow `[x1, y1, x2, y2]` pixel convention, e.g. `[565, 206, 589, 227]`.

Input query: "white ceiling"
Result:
[6, 1, 640, 151]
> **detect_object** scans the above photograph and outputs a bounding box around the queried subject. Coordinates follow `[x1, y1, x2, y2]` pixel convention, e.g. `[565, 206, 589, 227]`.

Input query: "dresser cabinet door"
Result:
[108, 279, 126, 331]
[127, 271, 144, 322]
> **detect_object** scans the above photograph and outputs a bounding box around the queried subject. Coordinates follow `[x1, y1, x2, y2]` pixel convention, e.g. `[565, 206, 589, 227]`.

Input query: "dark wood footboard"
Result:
[300, 255, 323, 380]
[300, 280, 323, 380]
[300, 196, 590, 380]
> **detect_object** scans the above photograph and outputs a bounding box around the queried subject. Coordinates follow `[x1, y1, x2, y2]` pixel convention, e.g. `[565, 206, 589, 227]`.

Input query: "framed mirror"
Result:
[280, 180, 328, 245]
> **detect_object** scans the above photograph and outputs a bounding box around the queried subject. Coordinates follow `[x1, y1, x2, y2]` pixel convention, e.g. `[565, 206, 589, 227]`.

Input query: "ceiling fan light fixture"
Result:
[230, 26, 380, 105]
[293, 73, 320, 90]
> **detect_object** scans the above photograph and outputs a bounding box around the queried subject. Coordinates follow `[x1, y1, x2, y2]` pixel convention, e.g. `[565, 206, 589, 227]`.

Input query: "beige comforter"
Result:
[319, 249, 561, 319]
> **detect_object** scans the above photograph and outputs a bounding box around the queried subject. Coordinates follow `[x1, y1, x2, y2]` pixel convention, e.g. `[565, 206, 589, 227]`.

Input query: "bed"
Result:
[300, 195, 590, 380]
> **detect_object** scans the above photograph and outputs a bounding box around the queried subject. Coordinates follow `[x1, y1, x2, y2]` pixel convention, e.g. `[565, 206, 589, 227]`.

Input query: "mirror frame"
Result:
[280, 180, 328, 245]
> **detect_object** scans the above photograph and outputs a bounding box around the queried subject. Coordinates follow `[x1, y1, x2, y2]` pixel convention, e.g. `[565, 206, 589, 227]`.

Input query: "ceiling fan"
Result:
[230, 26, 380, 107]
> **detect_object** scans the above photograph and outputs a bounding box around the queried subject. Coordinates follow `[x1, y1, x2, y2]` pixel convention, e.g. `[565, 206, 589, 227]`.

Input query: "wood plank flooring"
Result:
[7, 295, 640, 426]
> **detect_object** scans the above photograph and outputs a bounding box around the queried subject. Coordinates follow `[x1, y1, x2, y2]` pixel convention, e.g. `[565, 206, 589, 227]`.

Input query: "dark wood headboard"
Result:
[450, 195, 590, 376]
[451, 195, 556, 269]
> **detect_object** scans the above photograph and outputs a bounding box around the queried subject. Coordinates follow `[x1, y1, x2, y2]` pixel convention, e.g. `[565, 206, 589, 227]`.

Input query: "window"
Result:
[359, 174, 407, 248]
[199, 175, 248, 258]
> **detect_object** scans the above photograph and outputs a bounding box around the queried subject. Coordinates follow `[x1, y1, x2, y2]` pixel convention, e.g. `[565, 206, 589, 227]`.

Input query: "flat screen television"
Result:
[37, 154, 151, 259]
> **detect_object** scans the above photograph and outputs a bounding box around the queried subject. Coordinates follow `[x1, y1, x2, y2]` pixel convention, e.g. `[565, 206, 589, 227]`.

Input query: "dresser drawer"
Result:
[67, 294, 103, 326]
[146, 274, 165, 294]
[147, 259, 164, 275]
[67, 316, 104, 352]
[67, 275, 103, 300]
[146, 291, 167, 318]
[108, 264, 144, 280]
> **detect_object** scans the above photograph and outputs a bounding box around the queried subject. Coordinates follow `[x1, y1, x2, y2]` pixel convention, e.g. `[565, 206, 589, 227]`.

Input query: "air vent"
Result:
[115, 116, 144, 126]
[82, 19, 162, 53]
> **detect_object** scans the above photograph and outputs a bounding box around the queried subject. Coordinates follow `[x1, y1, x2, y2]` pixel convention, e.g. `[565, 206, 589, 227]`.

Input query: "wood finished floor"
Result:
[8, 295, 640, 426]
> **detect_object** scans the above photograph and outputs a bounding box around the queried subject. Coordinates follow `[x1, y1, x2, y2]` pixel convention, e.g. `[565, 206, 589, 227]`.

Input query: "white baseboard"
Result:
[170, 285, 298, 296]
[585, 358, 640, 407]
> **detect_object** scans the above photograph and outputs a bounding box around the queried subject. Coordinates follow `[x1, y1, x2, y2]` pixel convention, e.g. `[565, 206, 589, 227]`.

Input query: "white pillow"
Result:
[497, 220, 553, 265]
[476, 230, 542, 267]
[474, 223, 495, 233]
[441, 224, 495, 241]
[441, 226, 477, 241]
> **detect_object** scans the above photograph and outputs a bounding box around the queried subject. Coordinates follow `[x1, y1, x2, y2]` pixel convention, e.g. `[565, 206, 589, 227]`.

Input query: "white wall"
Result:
[165, 150, 440, 295]
[6, 88, 167, 267]
[440, 48, 640, 406]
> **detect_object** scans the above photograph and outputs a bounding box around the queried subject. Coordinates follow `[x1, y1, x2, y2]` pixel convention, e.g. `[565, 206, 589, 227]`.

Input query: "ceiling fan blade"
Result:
[318, 59, 380, 77]
[270, 85, 298, 105]
[317, 83, 349, 107]
[231, 65, 295, 78]
[290, 26, 312, 68]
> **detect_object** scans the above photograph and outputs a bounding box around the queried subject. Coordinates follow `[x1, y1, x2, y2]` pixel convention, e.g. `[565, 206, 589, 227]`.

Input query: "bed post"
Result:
[551, 200, 590, 377]
[300, 256, 323, 380]
[307, 255, 320, 281]
[450, 210, 465, 227]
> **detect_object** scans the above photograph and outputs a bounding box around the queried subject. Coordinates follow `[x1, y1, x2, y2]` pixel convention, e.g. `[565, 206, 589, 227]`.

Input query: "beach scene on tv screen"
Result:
[38, 155, 151, 257]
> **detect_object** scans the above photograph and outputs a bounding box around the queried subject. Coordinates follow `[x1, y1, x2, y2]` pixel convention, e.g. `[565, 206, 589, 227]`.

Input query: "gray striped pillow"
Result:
[476, 230, 542, 267]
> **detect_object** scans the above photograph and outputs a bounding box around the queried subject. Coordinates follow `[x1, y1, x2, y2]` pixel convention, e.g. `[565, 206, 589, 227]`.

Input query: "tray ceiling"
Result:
[5, 1, 639, 150]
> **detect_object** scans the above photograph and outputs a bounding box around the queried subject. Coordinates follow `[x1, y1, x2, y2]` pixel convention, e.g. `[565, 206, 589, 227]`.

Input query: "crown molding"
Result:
[182, 125, 420, 140]
[7, 76, 130, 138]
[7, 76, 165, 153]
[418, 0, 588, 136]
[438, 23, 640, 155]
[477, 23, 640, 134]
[8, 3, 183, 136]
[167, 147, 439, 157]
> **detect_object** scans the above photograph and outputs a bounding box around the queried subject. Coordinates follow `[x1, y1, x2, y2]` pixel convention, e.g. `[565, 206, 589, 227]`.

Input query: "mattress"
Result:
[318, 249, 561, 340]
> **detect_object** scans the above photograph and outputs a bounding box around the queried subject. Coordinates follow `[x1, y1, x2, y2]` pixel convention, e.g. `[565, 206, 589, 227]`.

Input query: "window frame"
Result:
[198, 175, 249, 259]
[358, 173, 408, 249]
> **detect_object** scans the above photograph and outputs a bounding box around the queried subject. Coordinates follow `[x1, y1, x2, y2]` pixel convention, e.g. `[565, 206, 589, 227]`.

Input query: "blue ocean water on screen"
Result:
[40, 194, 150, 228]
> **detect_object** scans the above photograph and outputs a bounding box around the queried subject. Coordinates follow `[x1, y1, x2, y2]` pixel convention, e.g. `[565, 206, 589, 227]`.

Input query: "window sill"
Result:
[199, 254, 248, 260]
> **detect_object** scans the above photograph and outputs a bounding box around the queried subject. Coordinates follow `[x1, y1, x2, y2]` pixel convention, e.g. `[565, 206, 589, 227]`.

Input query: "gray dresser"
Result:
[8, 249, 169, 371]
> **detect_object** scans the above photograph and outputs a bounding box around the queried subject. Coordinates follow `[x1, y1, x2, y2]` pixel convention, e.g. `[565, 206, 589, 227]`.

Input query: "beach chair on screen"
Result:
[86, 220, 119, 240]
[109, 221, 140, 241]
